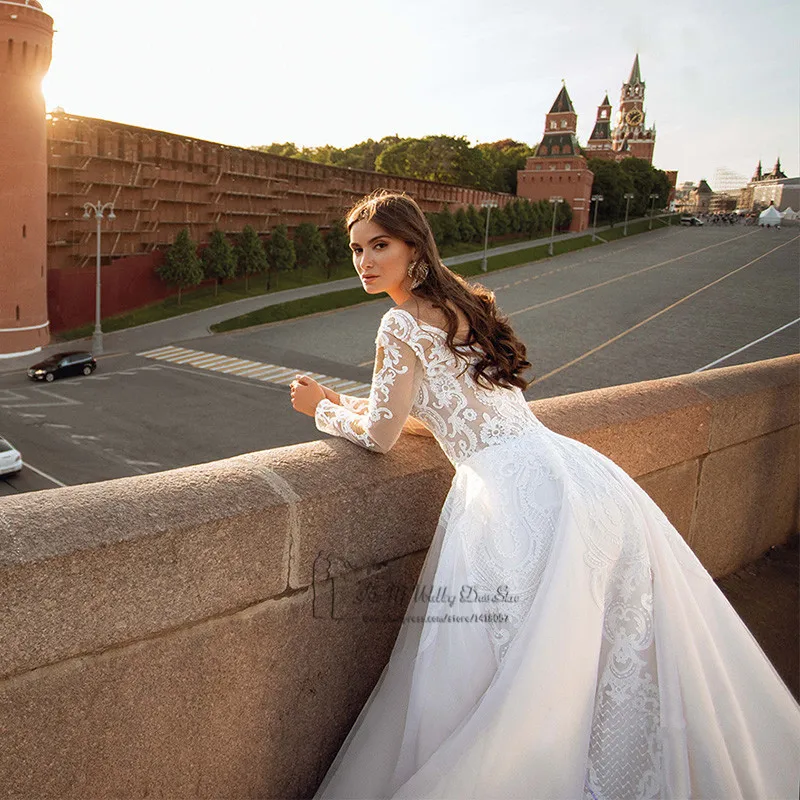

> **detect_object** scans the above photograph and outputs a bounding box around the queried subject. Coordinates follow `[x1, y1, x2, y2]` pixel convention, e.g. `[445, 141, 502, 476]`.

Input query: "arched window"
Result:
[22, 224, 26, 238]
[7, 39, 13, 62]
[549, 121, 557, 130]
[561, 120, 567, 128]
[21, 40, 27, 67]
[16, 306, 20, 321]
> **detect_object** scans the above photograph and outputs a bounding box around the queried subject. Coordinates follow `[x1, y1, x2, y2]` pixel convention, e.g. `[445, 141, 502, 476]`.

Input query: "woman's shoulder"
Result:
[393, 298, 470, 338]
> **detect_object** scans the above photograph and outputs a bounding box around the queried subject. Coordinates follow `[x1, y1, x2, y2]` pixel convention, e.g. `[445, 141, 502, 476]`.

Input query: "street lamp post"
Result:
[648, 193, 659, 230]
[481, 201, 498, 272]
[591, 194, 604, 242]
[548, 196, 563, 256]
[82, 200, 116, 356]
[623, 193, 635, 236]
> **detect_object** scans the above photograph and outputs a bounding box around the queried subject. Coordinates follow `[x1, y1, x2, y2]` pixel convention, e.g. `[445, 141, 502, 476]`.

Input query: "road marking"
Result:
[137, 346, 372, 397]
[493, 244, 638, 292]
[532, 235, 798, 385]
[694, 317, 800, 372]
[22, 462, 68, 488]
[70, 434, 100, 441]
[509, 230, 758, 319]
[0, 389, 82, 408]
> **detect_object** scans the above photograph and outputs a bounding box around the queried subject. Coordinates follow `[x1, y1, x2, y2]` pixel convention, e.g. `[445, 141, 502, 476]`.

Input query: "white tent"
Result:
[758, 205, 783, 226]
[781, 207, 798, 220]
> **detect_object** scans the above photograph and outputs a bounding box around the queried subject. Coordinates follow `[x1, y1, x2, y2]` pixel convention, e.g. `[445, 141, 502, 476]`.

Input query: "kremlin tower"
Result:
[516, 84, 593, 232]
[0, 0, 53, 357]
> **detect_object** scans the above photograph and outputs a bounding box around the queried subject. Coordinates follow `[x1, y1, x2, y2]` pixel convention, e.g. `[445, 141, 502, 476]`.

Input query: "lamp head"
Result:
[108, 211, 116, 221]
[82, 210, 91, 219]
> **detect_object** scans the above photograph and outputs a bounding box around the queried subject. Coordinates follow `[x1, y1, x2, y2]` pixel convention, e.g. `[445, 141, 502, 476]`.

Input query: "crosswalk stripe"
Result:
[136, 346, 372, 396]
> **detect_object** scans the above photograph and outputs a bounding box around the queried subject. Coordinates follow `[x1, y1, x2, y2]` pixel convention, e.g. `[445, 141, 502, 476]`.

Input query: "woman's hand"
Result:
[290, 374, 326, 418]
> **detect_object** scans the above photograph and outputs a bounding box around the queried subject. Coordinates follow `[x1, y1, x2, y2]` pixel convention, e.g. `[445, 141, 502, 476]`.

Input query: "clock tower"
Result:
[611, 54, 656, 163]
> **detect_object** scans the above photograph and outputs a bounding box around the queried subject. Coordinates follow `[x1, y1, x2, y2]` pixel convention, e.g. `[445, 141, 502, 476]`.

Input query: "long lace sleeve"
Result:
[337, 393, 433, 437]
[315, 311, 423, 453]
[338, 394, 368, 412]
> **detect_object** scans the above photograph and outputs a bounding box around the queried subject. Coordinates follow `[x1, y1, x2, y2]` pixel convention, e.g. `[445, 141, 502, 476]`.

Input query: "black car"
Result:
[27, 351, 97, 382]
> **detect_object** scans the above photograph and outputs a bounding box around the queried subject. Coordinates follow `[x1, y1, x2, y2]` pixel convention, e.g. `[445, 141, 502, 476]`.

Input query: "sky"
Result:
[40, 0, 799, 190]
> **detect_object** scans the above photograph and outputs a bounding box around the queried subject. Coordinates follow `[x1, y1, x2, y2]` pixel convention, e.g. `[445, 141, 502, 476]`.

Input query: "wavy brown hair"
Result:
[346, 189, 534, 391]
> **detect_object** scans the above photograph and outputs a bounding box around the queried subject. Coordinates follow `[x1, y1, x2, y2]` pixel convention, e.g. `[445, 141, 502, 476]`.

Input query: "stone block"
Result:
[689, 426, 799, 577]
[636, 458, 700, 542]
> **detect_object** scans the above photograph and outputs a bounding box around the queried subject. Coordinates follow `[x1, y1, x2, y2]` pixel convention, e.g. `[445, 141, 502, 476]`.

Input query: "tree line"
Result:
[253, 136, 535, 194]
[588, 157, 673, 224]
[155, 221, 350, 304]
[155, 197, 573, 302]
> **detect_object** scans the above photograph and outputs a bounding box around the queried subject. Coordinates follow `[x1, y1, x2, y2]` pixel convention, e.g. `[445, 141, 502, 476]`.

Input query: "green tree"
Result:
[201, 229, 236, 297]
[156, 227, 203, 306]
[294, 222, 328, 272]
[476, 139, 535, 193]
[426, 211, 445, 249]
[454, 207, 477, 242]
[438, 206, 460, 247]
[588, 159, 634, 225]
[235, 225, 268, 292]
[325, 219, 351, 278]
[265, 224, 296, 290]
[466, 205, 483, 242]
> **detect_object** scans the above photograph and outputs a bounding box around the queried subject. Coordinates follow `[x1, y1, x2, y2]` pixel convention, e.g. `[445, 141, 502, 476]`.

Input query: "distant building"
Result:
[739, 159, 799, 212]
[675, 180, 714, 214]
[585, 55, 657, 164]
[516, 85, 593, 232]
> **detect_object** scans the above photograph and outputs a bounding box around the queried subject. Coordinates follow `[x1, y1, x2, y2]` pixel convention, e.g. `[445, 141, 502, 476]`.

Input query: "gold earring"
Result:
[407, 259, 429, 289]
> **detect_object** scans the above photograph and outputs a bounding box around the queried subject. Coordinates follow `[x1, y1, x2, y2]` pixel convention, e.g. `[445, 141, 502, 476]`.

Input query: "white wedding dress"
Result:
[312, 306, 800, 800]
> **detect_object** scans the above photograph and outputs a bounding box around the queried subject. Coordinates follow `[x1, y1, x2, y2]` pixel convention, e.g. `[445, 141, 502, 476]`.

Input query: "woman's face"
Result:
[349, 218, 417, 296]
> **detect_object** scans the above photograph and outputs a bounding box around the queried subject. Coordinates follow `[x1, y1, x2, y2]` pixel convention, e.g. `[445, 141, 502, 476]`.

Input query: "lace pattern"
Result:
[315, 307, 544, 466]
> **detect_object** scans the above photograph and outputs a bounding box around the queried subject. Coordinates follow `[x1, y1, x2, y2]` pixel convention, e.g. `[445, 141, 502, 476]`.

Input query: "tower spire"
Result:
[629, 53, 642, 84]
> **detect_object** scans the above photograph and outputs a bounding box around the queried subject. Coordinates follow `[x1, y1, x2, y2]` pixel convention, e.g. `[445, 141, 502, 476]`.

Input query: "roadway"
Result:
[1, 224, 797, 495]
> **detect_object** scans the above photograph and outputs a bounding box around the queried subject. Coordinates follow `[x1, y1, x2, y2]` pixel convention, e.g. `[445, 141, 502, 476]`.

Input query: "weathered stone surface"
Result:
[636, 458, 700, 543]
[531, 376, 711, 477]
[675, 354, 798, 452]
[1, 550, 427, 800]
[690, 425, 799, 577]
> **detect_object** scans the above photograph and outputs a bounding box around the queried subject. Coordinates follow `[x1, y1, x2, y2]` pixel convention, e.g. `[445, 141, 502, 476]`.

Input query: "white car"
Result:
[0, 436, 23, 476]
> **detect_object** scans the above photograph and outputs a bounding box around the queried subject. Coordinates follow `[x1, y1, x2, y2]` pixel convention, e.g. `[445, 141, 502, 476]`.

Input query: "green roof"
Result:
[549, 85, 575, 114]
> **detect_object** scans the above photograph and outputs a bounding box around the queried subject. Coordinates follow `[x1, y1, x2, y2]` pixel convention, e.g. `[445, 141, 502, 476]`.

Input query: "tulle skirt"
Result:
[313, 428, 800, 799]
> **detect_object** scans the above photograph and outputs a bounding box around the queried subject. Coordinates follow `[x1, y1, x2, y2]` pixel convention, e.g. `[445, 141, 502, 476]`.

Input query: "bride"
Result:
[289, 190, 800, 799]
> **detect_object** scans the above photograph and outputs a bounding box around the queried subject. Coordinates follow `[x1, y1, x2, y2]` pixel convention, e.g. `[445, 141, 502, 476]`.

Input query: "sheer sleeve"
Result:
[315, 311, 423, 453]
[338, 394, 368, 412]
[337, 392, 433, 437]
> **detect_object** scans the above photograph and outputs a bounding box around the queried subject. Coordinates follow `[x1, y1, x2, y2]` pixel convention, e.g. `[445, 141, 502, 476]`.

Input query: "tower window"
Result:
[16, 306, 20, 321]
[21, 40, 27, 66]
[561, 120, 567, 128]
[7, 39, 13, 61]
[22, 224, 26, 238]
[601, 110, 607, 118]
[549, 121, 556, 129]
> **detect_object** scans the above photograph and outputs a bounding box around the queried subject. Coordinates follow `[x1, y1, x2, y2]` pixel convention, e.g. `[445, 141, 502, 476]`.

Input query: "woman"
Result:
[290, 190, 800, 799]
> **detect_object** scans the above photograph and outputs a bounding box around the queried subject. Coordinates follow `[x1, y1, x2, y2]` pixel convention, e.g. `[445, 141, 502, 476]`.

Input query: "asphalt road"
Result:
[1, 224, 797, 496]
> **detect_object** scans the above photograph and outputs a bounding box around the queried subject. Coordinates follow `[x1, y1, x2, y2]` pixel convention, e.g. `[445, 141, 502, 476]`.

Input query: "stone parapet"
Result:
[1, 354, 797, 798]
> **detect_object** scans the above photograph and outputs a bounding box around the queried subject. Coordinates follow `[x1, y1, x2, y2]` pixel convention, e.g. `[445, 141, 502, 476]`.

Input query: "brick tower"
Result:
[611, 54, 656, 163]
[516, 84, 593, 232]
[586, 93, 613, 157]
[0, 0, 54, 357]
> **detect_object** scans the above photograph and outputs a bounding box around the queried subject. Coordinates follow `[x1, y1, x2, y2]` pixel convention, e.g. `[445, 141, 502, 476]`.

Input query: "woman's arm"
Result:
[322, 385, 433, 438]
[314, 316, 423, 453]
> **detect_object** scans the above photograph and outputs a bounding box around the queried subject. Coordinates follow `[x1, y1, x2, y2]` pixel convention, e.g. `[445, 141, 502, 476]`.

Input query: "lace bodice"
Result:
[315, 307, 544, 466]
